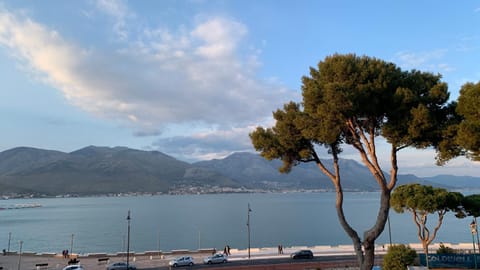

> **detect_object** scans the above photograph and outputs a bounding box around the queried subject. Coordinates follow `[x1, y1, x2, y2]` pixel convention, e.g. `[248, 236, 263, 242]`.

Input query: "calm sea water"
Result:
[0, 192, 475, 254]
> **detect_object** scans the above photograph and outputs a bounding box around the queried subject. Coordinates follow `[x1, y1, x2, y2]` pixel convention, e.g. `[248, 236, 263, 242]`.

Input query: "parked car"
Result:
[290, 249, 314, 259]
[63, 265, 84, 270]
[203, 253, 228, 264]
[106, 262, 136, 270]
[168, 256, 194, 267]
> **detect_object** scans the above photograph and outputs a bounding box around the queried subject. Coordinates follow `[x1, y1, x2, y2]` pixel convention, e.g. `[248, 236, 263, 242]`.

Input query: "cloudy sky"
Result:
[0, 0, 479, 177]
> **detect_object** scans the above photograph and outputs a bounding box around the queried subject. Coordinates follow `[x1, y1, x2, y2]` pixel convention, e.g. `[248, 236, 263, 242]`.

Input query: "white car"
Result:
[63, 265, 85, 270]
[106, 262, 136, 270]
[168, 256, 194, 267]
[203, 253, 228, 264]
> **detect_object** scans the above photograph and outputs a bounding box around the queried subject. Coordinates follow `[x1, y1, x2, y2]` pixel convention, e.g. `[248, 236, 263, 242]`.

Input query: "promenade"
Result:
[0, 243, 469, 270]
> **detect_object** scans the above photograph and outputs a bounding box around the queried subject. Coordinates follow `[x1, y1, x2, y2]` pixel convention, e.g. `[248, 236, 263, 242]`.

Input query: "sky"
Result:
[0, 0, 479, 177]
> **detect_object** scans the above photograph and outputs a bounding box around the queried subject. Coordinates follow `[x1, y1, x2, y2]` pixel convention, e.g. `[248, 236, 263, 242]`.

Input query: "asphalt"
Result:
[0, 242, 466, 270]
[0, 245, 363, 270]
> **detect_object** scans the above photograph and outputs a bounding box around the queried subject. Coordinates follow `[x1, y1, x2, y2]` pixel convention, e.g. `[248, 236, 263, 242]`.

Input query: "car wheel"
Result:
[189, 262, 193, 266]
[223, 260, 227, 263]
[208, 261, 212, 264]
[173, 263, 177, 267]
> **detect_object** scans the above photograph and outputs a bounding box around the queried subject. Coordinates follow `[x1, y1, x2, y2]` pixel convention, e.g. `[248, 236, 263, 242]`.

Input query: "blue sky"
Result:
[0, 0, 479, 176]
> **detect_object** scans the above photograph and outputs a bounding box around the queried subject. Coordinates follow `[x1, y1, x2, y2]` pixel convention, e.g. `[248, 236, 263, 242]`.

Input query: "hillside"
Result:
[0, 146, 239, 196]
[0, 146, 477, 196]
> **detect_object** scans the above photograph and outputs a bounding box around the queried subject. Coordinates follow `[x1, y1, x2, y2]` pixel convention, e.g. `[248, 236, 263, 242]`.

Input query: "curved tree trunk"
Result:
[362, 189, 391, 270]
[333, 176, 391, 270]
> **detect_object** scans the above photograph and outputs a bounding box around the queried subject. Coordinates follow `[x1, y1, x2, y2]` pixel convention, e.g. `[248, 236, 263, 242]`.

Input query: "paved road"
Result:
[142, 255, 361, 270]
[0, 253, 369, 270]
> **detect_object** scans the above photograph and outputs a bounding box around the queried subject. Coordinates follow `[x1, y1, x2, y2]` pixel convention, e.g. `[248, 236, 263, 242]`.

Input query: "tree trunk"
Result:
[334, 185, 391, 270]
[361, 189, 391, 270]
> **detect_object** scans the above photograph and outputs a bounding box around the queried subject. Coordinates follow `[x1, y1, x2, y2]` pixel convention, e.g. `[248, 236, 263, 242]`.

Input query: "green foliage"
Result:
[437, 81, 480, 163]
[382, 244, 417, 270]
[391, 183, 464, 258]
[456, 82, 480, 161]
[250, 54, 452, 173]
[436, 243, 456, 254]
[390, 183, 463, 214]
[459, 194, 480, 218]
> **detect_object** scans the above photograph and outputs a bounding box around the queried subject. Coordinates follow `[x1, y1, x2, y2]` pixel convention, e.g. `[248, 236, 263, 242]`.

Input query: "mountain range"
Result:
[0, 146, 478, 196]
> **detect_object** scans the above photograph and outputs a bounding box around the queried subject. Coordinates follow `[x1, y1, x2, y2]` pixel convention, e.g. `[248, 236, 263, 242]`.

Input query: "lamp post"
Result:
[17, 240, 23, 270]
[247, 203, 252, 259]
[70, 233, 74, 257]
[7, 232, 11, 253]
[126, 210, 131, 269]
[472, 220, 478, 269]
[157, 230, 161, 258]
[474, 218, 480, 259]
[198, 230, 201, 250]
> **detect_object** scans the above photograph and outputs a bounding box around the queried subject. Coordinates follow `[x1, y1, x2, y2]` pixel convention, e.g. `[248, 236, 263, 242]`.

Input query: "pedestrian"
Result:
[280, 245, 283, 254]
[227, 245, 231, 255]
[278, 245, 281, 254]
[223, 246, 227, 255]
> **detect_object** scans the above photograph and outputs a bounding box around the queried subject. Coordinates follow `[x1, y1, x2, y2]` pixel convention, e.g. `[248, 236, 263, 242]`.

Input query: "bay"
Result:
[0, 192, 475, 254]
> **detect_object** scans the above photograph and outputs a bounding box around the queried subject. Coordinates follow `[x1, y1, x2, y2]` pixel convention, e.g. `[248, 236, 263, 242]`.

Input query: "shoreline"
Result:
[2, 242, 473, 258]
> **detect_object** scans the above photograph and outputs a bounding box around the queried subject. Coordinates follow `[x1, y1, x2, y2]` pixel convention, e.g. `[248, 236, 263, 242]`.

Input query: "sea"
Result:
[0, 192, 476, 254]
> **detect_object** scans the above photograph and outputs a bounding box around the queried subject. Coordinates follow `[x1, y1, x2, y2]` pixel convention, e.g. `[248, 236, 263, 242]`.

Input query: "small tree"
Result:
[456, 194, 480, 250]
[383, 244, 417, 270]
[390, 183, 463, 267]
[436, 243, 456, 254]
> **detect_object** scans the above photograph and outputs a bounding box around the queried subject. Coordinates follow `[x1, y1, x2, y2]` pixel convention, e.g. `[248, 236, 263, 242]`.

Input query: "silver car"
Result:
[203, 253, 228, 264]
[168, 256, 194, 267]
[63, 265, 85, 270]
[106, 262, 136, 270]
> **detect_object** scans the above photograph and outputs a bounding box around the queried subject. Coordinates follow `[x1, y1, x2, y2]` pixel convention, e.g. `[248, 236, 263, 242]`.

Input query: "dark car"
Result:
[290, 249, 314, 259]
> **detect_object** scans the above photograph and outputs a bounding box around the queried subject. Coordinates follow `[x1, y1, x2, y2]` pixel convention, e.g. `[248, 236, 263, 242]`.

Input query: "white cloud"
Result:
[394, 49, 454, 73]
[191, 17, 247, 59]
[95, 0, 131, 40]
[0, 7, 296, 142]
[153, 126, 256, 162]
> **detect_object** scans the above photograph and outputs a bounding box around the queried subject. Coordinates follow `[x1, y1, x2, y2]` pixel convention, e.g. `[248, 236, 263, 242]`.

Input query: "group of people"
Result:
[211, 245, 231, 255]
[277, 244, 284, 254]
[61, 249, 69, 258]
[223, 245, 231, 255]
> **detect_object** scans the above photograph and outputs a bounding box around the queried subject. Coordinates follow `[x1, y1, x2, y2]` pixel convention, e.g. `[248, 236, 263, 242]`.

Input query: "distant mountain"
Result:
[0, 146, 239, 196]
[193, 152, 451, 191]
[422, 175, 480, 189]
[0, 146, 477, 196]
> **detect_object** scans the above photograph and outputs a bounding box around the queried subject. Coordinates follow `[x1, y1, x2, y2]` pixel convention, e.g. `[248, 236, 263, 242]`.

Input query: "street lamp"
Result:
[247, 203, 252, 259]
[198, 230, 201, 250]
[7, 232, 11, 253]
[471, 220, 478, 269]
[70, 233, 74, 257]
[126, 210, 131, 269]
[17, 240, 23, 270]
